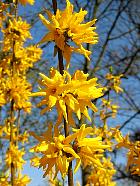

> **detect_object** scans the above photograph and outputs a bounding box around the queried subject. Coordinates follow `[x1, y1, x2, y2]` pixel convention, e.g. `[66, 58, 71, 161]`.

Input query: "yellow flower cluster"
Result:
[0, 174, 31, 186]
[0, 121, 31, 185]
[0, 121, 29, 143]
[0, 4, 40, 185]
[2, 18, 31, 51]
[14, 173, 31, 186]
[100, 98, 120, 119]
[87, 158, 116, 186]
[0, 17, 42, 111]
[106, 73, 123, 93]
[116, 135, 140, 176]
[39, 0, 98, 67]
[0, 74, 32, 112]
[30, 124, 109, 178]
[5, 144, 26, 171]
[32, 68, 103, 124]
[1, 44, 42, 73]
[127, 141, 140, 176]
[0, 175, 9, 186]
[13, 0, 35, 6]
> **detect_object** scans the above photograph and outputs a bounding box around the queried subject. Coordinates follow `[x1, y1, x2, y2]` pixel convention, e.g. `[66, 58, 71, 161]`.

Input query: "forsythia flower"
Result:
[127, 141, 140, 176]
[65, 124, 110, 172]
[14, 173, 31, 186]
[0, 172, 31, 186]
[117, 138, 140, 176]
[32, 69, 103, 124]
[13, 44, 42, 72]
[100, 98, 119, 119]
[5, 144, 26, 170]
[87, 158, 116, 186]
[0, 91, 6, 106]
[115, 132, 140, 176]
[30, 123, 79, 178]
[0, 122, 29, 143]
[0, 44, 42, 73]
[106, 73, 123, 93]
[0, 175, 9, 186]
[39, 0, 98, 67]
[2, 17, 32, 51]
[30, 124, 109, 178]
[17, 0, 35, 6]
[0, 74, 32, 112]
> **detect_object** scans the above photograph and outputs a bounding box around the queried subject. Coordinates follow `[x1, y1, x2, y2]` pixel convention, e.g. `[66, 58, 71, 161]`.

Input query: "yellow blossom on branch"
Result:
[0, 73, 32, 112]
[0, 176, 9, 186]
[30, 124, 109, 178]
[65, 124, 110, 173]
[100, 98, 120, 119]
[127, 141, 140, 176]
[87, 157, 116, 186]
[0, 122, 29, 143]
[2, 17, 32, 51]
[106, 73, 123, 93]
[32, 69, 103, 124]
[30, 123, 79, 178]
[0, 44, 42, 73]
[17, 0, 35, 6]
[39, 0, 98, 67]
[14, 173, 31, 186]
[5, 144, 26, 171]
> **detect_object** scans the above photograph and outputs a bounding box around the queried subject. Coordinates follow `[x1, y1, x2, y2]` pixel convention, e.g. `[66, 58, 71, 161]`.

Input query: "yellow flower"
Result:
[106, 73, 123, 93]
[1, 74, 32, 112]
[0, 122, 29, 143]
[0, 175, 9, 186]
[5, 144, 26, 170]
[87, 158, 116, 186]
[126, 141, 140, 176]
[14, 173, 31, 186]
[30, 123, 79, 178]
[39, 0, 98, 67]
[100, 98, 119, 119]
[0, 91, 6, 106]
[13, 44, 42, 72]
[65, 124, 110, 173]
[0, 43, 42, 73]
[17, 0, 34, 6]
[32, 69, 103, 124]
[31, 124, 110, 177]
[2, 17, 32, 51]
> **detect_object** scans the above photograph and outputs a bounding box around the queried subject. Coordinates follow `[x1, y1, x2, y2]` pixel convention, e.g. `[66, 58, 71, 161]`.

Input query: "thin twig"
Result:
[119, 110, 140, 131]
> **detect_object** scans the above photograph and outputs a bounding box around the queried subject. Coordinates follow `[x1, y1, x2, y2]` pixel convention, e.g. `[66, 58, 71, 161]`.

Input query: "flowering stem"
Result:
[52, 1, 73, 185]
[9, 1, 18, 185]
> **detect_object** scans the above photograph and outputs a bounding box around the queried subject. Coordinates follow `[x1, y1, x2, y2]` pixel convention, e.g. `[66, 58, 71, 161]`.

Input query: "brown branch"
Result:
[119, 110, 140, 131]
